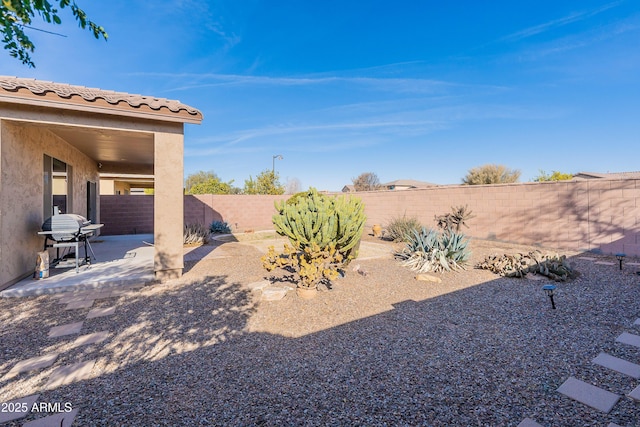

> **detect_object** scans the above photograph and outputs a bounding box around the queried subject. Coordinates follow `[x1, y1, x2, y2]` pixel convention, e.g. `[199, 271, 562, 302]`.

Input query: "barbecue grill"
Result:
[39, 213, 102, 273]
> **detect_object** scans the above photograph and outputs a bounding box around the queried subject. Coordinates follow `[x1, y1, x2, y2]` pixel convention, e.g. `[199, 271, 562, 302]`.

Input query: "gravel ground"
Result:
[1, 235, 639, 426]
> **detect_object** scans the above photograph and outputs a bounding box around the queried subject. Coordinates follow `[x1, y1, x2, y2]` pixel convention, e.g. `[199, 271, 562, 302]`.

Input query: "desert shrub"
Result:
[395, 228, 471, 273]
[434, 205, 475, 233]
[210, 220, 231, 234]
[384, 215, 423, 242]
[184, 223, 210, 245]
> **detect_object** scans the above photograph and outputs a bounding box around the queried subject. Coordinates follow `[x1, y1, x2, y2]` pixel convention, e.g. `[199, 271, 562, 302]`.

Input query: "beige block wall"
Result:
[0, 120, 99, 288]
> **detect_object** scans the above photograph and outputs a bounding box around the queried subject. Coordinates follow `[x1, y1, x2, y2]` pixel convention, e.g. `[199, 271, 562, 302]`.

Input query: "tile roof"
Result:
[573, 171, 640, 180]
[0, 76, 202, 122]
[383, 179, 437, 188]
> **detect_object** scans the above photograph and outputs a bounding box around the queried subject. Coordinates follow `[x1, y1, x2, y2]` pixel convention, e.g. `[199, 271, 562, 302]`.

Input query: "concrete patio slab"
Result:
[629, 384, 640, 401]
[3, 353, 59, 380]
[557, 376, 620, 413]
[45, 360, 95, 389]
[615, 332, 640, 348]
[0, 235, 155, 298]
[0, 394, 39, 423]
[87, 306, 116, 319]
[592, 352, 640, 379]
[517, 418, 543, 427]
[48, 321, 84, 338]
[22, 408, 78, 427]
[71, 331, 110, 347]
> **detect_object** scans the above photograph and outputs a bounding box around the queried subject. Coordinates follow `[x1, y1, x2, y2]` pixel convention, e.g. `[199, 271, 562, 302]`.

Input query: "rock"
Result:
[261, 287, 289, 301]
[415, 274, 442, 283]
[247, 280, 271, 291]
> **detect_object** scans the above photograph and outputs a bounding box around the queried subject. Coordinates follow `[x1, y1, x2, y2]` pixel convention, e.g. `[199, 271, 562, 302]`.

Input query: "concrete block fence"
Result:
[100, 178, 640, 257]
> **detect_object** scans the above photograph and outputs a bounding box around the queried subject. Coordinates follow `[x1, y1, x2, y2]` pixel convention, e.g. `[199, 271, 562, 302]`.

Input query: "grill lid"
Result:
[42, 214, 91, 241]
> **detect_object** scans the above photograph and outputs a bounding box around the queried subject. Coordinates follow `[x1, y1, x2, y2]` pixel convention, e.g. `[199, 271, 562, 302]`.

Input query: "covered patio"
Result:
[0, 77, 203, 290]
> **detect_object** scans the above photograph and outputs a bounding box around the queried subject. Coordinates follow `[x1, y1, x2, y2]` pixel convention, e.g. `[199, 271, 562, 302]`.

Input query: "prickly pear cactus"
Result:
[475, 250, 578, 281]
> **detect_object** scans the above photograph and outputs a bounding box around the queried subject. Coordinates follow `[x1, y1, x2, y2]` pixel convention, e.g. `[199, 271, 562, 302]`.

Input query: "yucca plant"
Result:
[395, 227, 471, 273]
[184, 223, 210, 245]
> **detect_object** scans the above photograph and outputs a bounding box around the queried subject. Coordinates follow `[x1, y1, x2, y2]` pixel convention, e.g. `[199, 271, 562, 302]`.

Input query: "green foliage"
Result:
[183, 223, 210, 245]
[533, 170, 573, 182]
[264, 188, 366, 290]
[1, 0, 108, 67]
[185, 171, 236, 195]
[273, 188, 365, 262]
[395, 228, 471, 273]
[476, 251, 578, 281]
[435, 205, 475, 233]
[244, 170, 285, 195]
[462, 164, 521, 185]
[352, 172, 381, 191]
[384, 215, 423, 242]
[210, 220, 231, 234]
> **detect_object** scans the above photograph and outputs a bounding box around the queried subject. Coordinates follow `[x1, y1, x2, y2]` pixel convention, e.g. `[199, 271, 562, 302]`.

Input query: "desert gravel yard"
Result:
[1, 235, 639, 426]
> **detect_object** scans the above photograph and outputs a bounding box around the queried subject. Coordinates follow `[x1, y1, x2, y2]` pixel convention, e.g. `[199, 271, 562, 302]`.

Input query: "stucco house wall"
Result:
[0, 120, 100, 286]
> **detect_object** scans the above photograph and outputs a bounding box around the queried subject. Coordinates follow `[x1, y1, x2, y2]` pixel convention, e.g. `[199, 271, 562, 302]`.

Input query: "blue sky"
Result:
[4, 0, 640, 191]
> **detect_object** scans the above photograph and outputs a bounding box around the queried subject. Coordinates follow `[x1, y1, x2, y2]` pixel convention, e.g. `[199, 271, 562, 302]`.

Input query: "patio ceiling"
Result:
[47, 123, 155, 174]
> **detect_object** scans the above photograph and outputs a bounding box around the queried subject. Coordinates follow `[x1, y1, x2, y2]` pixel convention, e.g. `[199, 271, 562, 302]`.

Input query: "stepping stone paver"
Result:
[594, 261, 615, 265]
[615, 332, 640, 348]
[593, 352, 640, 379]
[608, 423, 623, 427]
[45, 360, 95, 389]
[65, 299, 94, 310]
[71, 331, 110, 347]
[634, 318, 640, 326]
[22, 408, 78, 427]
[86, 306, 115, 319]
[629, 384, 640, 401]
[3, 353, 59, 380]
[48, 321, 84, 338]
[517, 418, 543, 427]
[0, 394, 39, 423]
[261, 287, 289, 301]
[247, 280, 271, 291]
[577, 256, 597, 261]
[627, 262, 640, 266]
[557, 376, 620, 413]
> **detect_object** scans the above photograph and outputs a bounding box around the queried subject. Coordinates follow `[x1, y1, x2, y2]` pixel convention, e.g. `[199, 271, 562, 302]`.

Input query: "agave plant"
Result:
[395, 227, 471, 273]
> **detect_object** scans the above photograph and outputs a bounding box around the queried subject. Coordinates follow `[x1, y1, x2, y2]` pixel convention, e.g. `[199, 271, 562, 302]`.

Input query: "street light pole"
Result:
[272, 154, 283, 174]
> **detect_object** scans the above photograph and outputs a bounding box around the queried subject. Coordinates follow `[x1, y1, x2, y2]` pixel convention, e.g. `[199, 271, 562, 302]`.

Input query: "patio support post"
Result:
[153, 130, 184, 280]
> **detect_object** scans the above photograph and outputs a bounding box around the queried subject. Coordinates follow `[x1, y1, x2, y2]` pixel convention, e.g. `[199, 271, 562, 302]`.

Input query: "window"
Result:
[43, 155, 72, 218]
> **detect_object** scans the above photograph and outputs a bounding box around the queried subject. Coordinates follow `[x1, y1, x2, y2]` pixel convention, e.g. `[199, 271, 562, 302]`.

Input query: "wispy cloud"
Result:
[501, 0, 624, 42]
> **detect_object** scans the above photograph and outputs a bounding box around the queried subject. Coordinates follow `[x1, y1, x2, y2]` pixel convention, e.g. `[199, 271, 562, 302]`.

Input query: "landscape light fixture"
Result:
[615, 253, 626, 271]
[542, 284, 557, 310]
[272, 154, 283, 174]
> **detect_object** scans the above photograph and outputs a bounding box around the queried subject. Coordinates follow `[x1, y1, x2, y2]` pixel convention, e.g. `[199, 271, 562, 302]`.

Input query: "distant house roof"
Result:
[341, 185, 356, 192]
[0, 76, 203, 124]
[573, 171, 640, 180]
[382, 179, 437, 189]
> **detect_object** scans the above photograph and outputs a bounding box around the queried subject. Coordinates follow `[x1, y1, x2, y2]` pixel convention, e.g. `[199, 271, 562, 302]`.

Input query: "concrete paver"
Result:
[71, 331, 110, 347]
[64, 299, 94, 310]
[45, 360, 96, 389]
[3, 353, 59, 380]
[634, 318, 640, 326]
[86, 306, 116, 319]
[592, 352, 640, 379]
[615, 332, 640, 348]
[629, 384, 640, 401]
[48, 321, 84, 338]
[557, 376, 620, 413]
[0, 394, 39, 423]
[594, 261, 615, 265]
[22, 408, 78, 427]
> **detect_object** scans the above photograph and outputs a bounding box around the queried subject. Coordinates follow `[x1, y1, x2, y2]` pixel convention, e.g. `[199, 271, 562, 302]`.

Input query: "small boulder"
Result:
[415, 274, 442, 283]
[261, 287, 289, 301]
